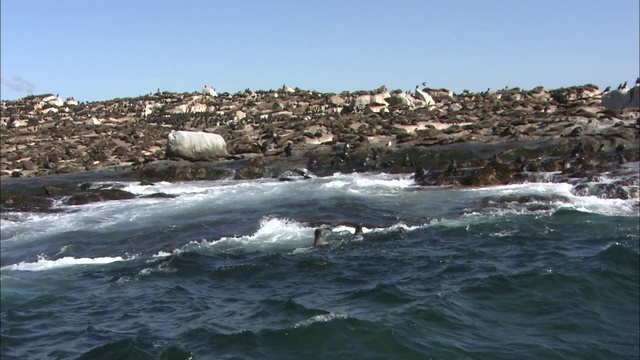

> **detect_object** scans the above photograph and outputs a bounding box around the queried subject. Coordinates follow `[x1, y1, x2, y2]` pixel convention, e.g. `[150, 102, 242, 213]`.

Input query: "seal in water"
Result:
[314, 228, 325, 247]
[354, 223, 364, 237]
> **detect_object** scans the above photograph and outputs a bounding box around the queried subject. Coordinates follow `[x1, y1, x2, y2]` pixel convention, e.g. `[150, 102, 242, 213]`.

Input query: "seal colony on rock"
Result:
[1, 81, 639, 190]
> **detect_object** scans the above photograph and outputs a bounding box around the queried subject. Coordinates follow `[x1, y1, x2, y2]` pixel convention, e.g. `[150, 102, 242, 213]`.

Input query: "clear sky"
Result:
[1, 0, 638, 102]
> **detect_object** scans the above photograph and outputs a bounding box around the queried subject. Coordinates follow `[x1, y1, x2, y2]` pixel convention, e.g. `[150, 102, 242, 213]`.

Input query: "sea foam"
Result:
[1, 256, 124, 272]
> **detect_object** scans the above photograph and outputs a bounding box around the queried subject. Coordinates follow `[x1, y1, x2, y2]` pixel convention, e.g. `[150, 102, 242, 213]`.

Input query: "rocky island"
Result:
[1, 82, 639, 213]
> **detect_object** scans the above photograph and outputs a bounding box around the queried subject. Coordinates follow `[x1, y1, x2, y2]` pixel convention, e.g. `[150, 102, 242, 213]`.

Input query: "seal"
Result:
[260, 140, 270, 154]
[331, 143, 351, 166]
[284, 141, 293, 157]
[354, 223, 364, 237]
[314, 228, 325, 247]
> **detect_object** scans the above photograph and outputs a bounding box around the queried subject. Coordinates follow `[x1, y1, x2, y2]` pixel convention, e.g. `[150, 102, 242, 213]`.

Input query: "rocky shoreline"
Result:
[2, 83, 639, 213]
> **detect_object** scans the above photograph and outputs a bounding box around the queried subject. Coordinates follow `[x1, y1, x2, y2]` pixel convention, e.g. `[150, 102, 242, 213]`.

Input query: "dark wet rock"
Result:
[1, 194, 53, 213]
[42, 185, 63, 196]
[571, 176, 639, 199]
[140, 192, 178, 199]
[64, 189, 136, 206]
[129, 160, 232, 182]
[235, 166, 266, 180]
[475, 194, 571, 212]
[278, 169, 313, 181]
[234, 156, 270, 180]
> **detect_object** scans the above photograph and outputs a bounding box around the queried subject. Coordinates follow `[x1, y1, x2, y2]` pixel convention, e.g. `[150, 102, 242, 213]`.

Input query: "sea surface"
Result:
[1, 171, 639, 359]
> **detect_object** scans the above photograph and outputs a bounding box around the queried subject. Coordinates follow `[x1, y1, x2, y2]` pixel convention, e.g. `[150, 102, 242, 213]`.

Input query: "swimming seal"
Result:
[354, 224, 364, 237]
[314, 228, 325, 247]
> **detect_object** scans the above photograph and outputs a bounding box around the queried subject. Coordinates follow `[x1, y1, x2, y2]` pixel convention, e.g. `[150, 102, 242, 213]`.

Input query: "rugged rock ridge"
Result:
[602, 85, 640, 110]
[1, 83, 638, 179]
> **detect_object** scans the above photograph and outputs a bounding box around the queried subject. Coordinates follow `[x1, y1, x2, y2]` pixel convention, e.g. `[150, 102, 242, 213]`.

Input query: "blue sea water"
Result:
[1, 172, 638, 359]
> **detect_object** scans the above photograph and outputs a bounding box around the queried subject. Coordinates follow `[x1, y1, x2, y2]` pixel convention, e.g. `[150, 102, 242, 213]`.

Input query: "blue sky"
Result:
[1, 0, 638, 101]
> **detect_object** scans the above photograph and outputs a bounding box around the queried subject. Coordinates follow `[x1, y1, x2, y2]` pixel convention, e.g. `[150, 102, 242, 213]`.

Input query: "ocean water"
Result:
[1, 171, 638, 359]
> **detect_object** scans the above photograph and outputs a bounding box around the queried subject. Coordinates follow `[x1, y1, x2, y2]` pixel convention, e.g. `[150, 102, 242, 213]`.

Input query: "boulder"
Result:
[329, 95, 345, 106]
[189, 103, 208, 113]
[131, 160, 232, 181]
[602, 86, 640, 110]
[370, 93, 389, 106]
[234, 110, 247, 121]
[166, 130, 228, 161]
[65, 189, 137, 206]
[413, 88, 435, 106]
[386, 92, 415, 108]
[352, 95, 372, 111]
[203, 86, 217, 97]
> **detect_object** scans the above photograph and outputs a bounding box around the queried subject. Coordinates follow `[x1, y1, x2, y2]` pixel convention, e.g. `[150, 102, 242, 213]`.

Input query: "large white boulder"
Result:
[602, 86, 640, 109]
[166, 130, 228, 161]
[413, 88, 435, 106]
[370, 93, 389, 106]
[203, 86, 217, 97]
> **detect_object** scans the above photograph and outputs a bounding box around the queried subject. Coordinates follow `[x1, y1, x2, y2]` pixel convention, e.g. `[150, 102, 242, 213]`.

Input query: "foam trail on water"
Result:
[1, 256, 125, 272]
[176, 217, 315, 254]
[320, 173, 414, 194]
[464, 182, 638, 217]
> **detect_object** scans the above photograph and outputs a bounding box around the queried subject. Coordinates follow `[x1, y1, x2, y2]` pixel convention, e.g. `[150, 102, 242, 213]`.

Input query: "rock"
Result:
[234, 110, 246, 121]
[140, 193, 178, 199]
[571, 176, 639, 199]
[329, 95, 345, 106]
[413, 88, 435, 106]
[131, 160, 232, 181]
[602, 85, 640, 109]
[42, 186, 63, 196]
[1, 194, 53, 213]
[203, 86, 217, 97]
[364, 104, 388, 114]
[370, 93, 389, 106]
[21, 160, 37, 171]
[234, 166, 265, 180]
[386, 92, 414, 108]
[352, 95, 372, 111]
[278, 169, 311, 181]
[65, 189, 137, 206]
[166, 130, 228, 161]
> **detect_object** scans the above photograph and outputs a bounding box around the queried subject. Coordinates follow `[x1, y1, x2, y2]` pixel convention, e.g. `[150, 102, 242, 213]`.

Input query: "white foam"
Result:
[463, 181, 639, 217]
[294, 313, 349, 328]
[165, 217, 426, 256]
[179, 216, 314, 253]
[321, 173, 414, 193]
[1, 256, 124, 272]
[565, 195, 638, 217]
